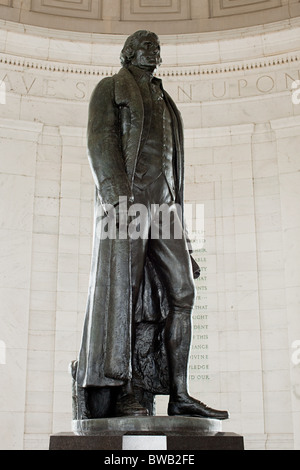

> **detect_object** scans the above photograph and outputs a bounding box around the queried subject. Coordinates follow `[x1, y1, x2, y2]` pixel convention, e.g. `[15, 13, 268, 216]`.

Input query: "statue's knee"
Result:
[171, 283, 196, 312]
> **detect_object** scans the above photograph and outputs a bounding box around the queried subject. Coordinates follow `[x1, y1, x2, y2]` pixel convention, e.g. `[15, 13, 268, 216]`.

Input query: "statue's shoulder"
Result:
[88, 74, 119, 108]
[92, 75, 115, 95]
[91, 69, 130, 98]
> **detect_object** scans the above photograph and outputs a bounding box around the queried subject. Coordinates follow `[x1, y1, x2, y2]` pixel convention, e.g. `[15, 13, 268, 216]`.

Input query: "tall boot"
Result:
[165, 311, 229, 420]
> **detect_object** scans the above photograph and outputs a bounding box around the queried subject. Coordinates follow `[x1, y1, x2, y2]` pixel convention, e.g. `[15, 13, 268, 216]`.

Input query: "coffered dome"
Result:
[1, 0, 300, 35]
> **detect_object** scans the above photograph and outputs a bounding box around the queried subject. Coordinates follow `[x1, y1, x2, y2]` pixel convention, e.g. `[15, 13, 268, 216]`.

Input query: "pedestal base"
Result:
[73, 415, 222, 434]
[49, 417, 244, 450]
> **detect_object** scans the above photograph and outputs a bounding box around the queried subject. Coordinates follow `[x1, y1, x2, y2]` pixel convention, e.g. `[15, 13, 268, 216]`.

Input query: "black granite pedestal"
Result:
[49, 417, 244, 450]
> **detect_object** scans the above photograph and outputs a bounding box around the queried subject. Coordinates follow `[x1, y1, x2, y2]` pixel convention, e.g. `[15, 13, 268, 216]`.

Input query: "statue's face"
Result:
[131, 34, 161, 72]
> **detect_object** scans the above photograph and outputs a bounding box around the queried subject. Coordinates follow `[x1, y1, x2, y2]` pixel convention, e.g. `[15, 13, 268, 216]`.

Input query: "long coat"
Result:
[77, 67, 193, 394]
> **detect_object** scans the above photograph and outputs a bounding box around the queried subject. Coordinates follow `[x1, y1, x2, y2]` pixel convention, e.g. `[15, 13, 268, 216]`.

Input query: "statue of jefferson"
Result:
[73, 30, 229, 421]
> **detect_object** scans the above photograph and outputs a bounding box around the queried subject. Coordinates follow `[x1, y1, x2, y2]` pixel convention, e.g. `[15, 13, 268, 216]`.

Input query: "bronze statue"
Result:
[72, 31, 229, 421]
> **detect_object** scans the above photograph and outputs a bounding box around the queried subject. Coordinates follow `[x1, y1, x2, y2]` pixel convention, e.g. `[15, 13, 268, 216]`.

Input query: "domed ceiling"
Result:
[0, 0, 300, 35]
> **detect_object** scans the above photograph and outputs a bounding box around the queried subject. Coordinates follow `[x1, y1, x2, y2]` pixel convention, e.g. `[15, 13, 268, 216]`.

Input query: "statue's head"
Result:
[120, 30, 162, 72]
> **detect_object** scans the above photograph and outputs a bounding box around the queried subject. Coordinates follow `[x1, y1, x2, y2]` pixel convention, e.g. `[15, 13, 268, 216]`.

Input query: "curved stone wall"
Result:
[0, 20, 300, 450]
[0, 0, 300, 34]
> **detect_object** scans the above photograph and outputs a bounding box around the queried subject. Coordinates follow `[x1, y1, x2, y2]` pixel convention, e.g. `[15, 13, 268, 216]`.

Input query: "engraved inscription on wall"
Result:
[1, 68, 300, 103]
[189, 233, 210, 383]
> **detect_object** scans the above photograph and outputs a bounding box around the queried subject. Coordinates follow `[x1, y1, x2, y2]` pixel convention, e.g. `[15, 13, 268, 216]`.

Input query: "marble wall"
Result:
[1, 0, 300, 34]
[0, 20, 300, 450]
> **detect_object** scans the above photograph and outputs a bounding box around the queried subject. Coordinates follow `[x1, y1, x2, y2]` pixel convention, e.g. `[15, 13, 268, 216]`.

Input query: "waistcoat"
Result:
[130, 67, 175, 199]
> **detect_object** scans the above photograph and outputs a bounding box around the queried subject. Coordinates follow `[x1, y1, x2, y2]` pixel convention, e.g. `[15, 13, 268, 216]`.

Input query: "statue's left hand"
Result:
[190, 255, 200, 279]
